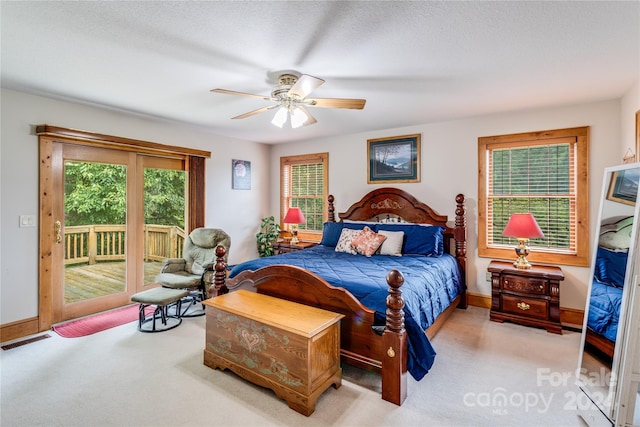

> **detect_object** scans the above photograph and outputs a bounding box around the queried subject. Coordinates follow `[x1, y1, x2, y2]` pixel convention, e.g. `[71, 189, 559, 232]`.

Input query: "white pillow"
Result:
[377, 230, 404, 256]
[335, 228, 362, 255]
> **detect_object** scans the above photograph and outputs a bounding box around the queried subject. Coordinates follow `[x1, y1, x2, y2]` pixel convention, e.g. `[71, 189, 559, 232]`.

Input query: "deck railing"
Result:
[64, 224, 185, 266]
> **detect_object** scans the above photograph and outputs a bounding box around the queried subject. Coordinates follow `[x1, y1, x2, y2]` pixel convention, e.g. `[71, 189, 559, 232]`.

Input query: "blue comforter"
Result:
[587, 246, 627, 342]
[228, 245, 464, 380]
[587, 279, 622, 342]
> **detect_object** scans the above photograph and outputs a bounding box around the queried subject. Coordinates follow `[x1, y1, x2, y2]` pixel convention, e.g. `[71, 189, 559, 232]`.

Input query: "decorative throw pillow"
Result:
[350, 226, 387, 257]
[335, 228, 362, 255]
[377, 230, 404, 256]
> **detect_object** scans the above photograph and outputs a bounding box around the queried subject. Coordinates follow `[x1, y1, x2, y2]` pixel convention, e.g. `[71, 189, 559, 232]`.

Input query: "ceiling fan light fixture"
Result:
[213, 72, 365, 127]
[290, 107, 308, 128]
[271, 106, 288, 128]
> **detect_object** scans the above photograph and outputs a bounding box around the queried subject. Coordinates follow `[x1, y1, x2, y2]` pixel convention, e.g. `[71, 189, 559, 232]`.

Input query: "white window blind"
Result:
[487, 139, 577, 254]
[281, 153, 328, 233]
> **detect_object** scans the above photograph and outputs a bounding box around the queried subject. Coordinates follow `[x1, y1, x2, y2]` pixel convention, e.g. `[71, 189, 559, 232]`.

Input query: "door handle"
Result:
[54, 220, 62, 244]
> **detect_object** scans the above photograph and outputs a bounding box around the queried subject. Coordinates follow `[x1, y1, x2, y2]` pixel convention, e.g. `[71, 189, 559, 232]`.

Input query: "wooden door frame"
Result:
[51, 144, 137, 322]
[37, 125, 210, 331]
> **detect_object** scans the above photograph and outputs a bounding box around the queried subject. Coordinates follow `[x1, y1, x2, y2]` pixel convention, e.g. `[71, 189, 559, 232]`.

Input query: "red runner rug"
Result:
[53, 304, 154, 338]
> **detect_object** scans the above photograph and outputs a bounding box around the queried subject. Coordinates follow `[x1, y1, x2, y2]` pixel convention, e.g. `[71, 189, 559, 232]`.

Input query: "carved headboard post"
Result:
[327, 194, 335, 222]
[454, 194, 467, 263]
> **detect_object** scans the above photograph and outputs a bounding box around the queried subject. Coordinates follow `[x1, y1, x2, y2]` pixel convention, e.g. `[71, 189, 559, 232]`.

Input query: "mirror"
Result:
[577, 164, 640, 423]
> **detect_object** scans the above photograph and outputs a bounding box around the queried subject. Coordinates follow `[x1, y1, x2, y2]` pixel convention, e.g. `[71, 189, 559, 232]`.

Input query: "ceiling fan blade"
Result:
[298, 106, 317, 127]
[306, 97, 366, 110]
[211, 88, 271, 101]
[288, 74, 325, 99]
[231, 105, 278, 120]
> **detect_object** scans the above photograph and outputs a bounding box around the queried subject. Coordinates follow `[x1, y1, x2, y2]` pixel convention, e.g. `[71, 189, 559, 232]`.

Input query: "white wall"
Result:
[271, 96, 637, 312]
[0, 88, 269, 324]
[621, 79, 640, 159]
[2, 81, 637, 326]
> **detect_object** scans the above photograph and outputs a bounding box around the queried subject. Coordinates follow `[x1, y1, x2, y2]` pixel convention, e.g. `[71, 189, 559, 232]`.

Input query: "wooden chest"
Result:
[203, 290, 343, 416]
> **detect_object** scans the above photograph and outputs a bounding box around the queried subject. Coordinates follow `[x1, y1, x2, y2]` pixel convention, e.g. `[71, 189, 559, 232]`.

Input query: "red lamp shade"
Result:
[283, 207, 306, 225]
[502, 213, 544, 239]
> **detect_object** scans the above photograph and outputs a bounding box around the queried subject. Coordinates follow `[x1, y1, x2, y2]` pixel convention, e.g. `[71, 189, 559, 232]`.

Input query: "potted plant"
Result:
[256, 216, 281, 257]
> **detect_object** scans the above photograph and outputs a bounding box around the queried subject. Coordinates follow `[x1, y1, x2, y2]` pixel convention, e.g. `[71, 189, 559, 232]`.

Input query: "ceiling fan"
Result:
[211, 73, 366, 128]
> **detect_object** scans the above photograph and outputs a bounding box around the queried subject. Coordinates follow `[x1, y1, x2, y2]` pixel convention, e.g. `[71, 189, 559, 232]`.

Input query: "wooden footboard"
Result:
[585, 328, 615, 359]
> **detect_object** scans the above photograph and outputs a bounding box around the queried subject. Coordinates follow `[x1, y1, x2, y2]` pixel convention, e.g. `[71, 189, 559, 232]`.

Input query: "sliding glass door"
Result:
[50, 144, 186, 323]
[141, 156, 186, 287]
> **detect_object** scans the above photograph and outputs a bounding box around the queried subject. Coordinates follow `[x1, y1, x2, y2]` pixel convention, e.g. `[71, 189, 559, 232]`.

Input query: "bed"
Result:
[585, 217, 633, 358]
[208, 188, 467, 405]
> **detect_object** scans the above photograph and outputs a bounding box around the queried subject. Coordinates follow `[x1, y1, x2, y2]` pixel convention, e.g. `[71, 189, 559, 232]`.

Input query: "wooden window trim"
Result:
[35, 124, 210, 158]
[36, 124, 211, 232]
[280, 152, 329, 242]
[478, 127, 589, 267]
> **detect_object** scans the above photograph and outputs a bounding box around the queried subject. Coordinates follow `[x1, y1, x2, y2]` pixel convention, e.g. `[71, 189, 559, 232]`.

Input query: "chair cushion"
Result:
[131, 287, 189, 305]
[155, 271, 201, 289]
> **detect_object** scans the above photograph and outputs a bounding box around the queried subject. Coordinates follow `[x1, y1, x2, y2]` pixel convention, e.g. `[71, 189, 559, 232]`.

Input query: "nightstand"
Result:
[273, 241, 317, 255]
[488, 260, 564, 334]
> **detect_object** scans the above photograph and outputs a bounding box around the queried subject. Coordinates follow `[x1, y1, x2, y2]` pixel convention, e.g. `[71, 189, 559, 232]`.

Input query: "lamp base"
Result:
[513, 240, 532, 269]
[513, 256, 532, 269]
[290, 229, 299, 245]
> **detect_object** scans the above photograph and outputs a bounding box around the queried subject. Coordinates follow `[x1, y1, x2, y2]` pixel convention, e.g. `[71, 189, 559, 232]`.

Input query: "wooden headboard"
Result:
[327, 187, 467, 283]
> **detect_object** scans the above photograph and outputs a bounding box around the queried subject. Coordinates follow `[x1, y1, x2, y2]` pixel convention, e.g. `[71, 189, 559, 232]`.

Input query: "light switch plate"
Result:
[19, 215, 36, 227]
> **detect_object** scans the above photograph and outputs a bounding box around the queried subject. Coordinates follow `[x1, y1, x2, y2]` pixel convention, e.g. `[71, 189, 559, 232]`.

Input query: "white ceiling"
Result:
[1, 1, 638, 144]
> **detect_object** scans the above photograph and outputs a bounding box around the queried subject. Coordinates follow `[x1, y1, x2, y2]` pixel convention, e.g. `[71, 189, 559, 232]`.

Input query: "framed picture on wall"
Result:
[232, 159, 251, 190]
[607, 168, 640, 206]
[367, 134, 421, 184]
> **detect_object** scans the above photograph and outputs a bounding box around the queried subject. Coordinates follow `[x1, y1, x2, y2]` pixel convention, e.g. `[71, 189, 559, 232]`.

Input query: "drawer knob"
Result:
[387, 346, 396, 358]
[517, 302, 530, 311]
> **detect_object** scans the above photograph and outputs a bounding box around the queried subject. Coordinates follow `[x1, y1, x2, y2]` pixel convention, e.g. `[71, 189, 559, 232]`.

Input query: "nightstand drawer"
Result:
[502, 295, 548, 319]
[502, 274, 548, 295]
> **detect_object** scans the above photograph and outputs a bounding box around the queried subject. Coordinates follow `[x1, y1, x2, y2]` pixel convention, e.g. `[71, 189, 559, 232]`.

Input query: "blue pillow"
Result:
[319, 222, 344, 247]
[375, 224, 444, 256]
[594, 246, 628, 288]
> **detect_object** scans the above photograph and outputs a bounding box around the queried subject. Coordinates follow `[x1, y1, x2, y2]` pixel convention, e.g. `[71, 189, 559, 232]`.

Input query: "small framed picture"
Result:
[367, 134, 420, 183]
[232, 159, 251, 190]
[607, 168, 640, 206]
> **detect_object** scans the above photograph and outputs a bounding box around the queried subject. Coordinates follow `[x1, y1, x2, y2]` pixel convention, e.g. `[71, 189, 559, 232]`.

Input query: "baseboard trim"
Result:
[0, 317, 40, 343]
[467, 292, 491, 309]
[467, 292, 584, 327]
[559, 306, 584, 328]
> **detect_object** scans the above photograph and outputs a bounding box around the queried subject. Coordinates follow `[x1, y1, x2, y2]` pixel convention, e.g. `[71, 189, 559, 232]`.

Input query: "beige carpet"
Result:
[0, 306, 588, 426]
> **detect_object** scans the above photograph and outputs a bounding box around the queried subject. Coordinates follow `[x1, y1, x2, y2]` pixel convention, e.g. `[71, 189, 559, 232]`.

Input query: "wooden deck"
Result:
[64, 261, 163, 303]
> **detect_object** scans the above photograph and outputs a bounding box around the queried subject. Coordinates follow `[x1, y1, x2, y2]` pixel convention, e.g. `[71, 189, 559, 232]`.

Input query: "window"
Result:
[478, 127, 589, 266]
[280, 153, 329, 242]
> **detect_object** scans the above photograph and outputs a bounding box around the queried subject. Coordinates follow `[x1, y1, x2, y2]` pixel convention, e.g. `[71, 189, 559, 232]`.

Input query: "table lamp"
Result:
[283, 207, 306, 244]
[502, 213, 544, 269]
